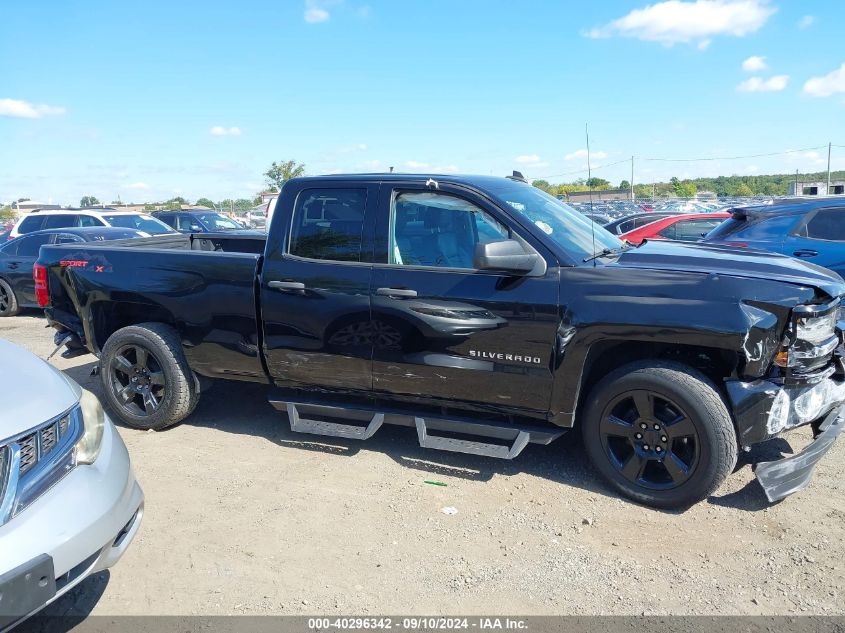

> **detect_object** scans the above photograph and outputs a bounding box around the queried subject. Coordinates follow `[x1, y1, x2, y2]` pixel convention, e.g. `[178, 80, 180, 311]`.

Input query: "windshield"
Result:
[103, 214, 174, 234]
[486, 181, 624, 260]
[196, 213, 244, 231]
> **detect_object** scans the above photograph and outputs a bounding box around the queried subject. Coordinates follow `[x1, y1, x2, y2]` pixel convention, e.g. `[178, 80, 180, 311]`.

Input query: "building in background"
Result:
[788, 181, 845, 196]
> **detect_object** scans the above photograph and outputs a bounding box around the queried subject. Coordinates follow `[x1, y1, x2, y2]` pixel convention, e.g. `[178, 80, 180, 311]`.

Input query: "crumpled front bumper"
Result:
[755, 404, 844, 502]
[726, 375, 845, 501]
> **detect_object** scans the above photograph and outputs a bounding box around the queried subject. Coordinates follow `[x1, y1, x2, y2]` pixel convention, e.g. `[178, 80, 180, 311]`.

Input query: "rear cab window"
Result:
[799, 209, 845, 241]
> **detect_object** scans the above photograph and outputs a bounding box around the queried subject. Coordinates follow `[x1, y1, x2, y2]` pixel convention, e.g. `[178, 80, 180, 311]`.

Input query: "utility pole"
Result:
[630, 156, 635, 201]
[827, 142, 832, 194]
[795, 169, 799, 196]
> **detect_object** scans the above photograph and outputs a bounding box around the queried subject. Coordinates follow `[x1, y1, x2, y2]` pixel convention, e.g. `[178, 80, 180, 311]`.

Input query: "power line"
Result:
[642, 145, 828, 162]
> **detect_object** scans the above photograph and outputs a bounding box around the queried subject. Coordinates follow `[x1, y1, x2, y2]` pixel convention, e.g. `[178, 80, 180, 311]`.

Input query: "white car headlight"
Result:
[76, 389, 105, 465]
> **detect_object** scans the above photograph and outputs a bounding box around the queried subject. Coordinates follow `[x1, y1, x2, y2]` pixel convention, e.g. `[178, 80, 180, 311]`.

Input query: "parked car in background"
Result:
[0, 227, 146, 317]
[244, 208, 267, 230]
[265, 194, 279, 227]
[0, 338, 143, 629]
[604, 212, 680, 236]
[704, 198, 845, 280]
[9, 209, 175, 240]
[37, 173, 845, 508]
[152, 209, 260, 234]
[620, 213, 731, 245]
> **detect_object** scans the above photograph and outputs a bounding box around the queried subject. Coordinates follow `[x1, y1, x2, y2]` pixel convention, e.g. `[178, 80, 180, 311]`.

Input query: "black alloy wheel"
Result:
[599, 389, 700, 490]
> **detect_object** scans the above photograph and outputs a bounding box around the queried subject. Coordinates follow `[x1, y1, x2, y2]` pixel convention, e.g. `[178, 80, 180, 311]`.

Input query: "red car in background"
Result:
[620, 212, 731, 245]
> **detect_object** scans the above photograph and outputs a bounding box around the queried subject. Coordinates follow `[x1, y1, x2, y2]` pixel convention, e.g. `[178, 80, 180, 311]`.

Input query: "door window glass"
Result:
[389, 192, 507, 269]
[657, 223, 677, 239]
[16, 234, 52, 257]
[673, 219, 724, 241]
[804, 209, 845, 241]
[289, 189, 367, 261]
[44, 214, 78, 229]
[78, 215, 102, 227]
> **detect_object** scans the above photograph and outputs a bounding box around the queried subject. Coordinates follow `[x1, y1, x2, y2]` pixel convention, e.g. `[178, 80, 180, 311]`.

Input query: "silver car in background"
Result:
[0, 338, 143, 628]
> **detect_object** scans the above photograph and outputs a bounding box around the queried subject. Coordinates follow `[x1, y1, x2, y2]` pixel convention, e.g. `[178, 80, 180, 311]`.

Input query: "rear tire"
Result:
[100, 322, 198, 430]
[581, 360, 737, 509]
[0, 279, 19, 317]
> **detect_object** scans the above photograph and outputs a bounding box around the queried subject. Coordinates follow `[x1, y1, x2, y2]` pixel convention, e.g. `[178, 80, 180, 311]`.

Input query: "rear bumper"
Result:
[755, 404, 844, 502]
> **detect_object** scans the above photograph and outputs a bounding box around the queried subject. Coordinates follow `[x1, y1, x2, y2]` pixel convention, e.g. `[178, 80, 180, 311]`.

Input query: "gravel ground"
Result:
[2, 312, 845, 617]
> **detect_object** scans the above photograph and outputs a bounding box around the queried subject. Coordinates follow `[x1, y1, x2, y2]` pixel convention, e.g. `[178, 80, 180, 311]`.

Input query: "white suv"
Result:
[10, 209, 175, 240]
[0, 338, 143, 627]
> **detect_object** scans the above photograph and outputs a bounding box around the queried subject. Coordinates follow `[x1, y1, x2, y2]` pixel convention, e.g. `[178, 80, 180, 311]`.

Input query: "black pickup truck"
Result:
[37, 174, 845, 508]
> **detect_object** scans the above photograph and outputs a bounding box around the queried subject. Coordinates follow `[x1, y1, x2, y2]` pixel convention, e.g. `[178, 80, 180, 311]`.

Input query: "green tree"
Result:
[619, 180, 630, 191]
[164, 196, 188, 209]
[195, 197, 215, 208]
[671, 177, 697, 198]
[80, 195, 100, 207]
[531, 179, 552, 192]
[735, 183, 753, 196]
[0, 206, 15, 221]
[586, 177, 610, 189]
[265, 160, 305, 190]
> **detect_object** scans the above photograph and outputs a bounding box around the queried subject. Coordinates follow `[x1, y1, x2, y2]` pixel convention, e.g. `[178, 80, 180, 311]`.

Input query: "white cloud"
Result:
[585, 0, 776, 47]
[304, 0, 330, 23]
[126, 182, 150, 190]
[565, 149, 608, 161]
[803, 63, 845, 97]
[0, 98, 65, 119]
[741, 55, 767, 71]
[515, 154, 541, 164]
[798, 15, 815, 29]
[406, 160, 429, 169]
[210, 126, 242, 136]
[736, 74, 788, 92]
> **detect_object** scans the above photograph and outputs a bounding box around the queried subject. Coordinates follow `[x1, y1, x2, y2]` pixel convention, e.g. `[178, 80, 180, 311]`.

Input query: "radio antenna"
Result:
[586, 123, 597, 267]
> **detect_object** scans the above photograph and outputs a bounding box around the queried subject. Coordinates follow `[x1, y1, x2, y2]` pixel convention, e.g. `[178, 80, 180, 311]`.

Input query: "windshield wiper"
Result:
[582, 245, 630, 263]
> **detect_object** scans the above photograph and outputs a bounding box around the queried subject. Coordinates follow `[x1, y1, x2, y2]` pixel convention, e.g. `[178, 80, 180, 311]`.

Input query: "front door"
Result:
[260, 182, 378, 395]
[370, 183, 560, 419]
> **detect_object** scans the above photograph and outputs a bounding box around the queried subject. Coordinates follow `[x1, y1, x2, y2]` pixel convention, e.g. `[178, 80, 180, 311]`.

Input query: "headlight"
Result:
[796, 310, 838, 344]
[76, 389, 105, 465]
[774, 302, 839, 369]
[0, 389, 106, 525]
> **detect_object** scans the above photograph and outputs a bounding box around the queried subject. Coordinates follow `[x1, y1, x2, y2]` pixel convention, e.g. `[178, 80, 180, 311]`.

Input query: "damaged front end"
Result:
[726, 297, 845, 502]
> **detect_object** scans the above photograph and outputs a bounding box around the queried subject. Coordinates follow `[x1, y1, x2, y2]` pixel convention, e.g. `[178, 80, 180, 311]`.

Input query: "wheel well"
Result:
[91, 301, 176, 352]
[577, 341, 738, 418]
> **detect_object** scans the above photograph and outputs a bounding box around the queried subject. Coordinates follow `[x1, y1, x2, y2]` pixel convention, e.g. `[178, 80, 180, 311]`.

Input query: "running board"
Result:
[269, 394, 565, 459]
[286, 403, 384, 440]
[414, 417, 530, 459]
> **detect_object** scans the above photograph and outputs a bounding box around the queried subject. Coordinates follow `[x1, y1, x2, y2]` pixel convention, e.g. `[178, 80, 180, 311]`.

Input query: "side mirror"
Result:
[473, 239, 542, 275]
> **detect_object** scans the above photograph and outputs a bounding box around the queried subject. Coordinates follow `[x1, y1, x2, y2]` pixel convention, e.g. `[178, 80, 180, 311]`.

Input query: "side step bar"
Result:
[286, 403, 384, 440]
[269, 395, 565, 460]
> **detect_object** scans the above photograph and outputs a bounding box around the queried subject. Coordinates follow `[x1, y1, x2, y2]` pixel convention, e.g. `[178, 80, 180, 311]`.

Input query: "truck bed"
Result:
[39, 232, 268, 382]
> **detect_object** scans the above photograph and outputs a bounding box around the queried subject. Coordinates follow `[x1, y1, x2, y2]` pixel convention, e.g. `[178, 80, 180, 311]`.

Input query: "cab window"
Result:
[389, 192, 507, 269]
[288, 188, 367, 262]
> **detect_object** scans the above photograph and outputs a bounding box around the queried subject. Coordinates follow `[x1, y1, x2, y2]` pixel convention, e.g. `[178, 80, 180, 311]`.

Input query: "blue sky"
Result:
[1, 0, 844, 205]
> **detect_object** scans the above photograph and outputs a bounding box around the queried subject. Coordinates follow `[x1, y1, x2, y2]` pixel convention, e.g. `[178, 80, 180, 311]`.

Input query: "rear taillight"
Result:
[34, 263, 49, 307]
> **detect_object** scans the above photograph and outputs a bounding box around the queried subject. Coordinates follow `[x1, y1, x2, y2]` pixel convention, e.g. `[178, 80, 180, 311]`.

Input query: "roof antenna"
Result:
[586, 122, 597, 267]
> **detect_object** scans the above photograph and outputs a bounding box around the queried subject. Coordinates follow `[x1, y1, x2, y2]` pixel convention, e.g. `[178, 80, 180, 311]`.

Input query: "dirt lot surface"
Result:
[3, 312, 845, 617]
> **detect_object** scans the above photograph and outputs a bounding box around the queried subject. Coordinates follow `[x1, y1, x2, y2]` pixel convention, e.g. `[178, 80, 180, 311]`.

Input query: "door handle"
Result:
[793, 249, 818, 258]
[376, 287, 418, 299]
[7, 262, 18, 270]
[268, 280, 306, 292]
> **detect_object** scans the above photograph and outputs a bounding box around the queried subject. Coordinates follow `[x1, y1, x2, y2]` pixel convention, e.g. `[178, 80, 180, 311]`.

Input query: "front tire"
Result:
[582, 361, 737, 509]
[0, 278, 19, 317]
[100, 322, 198, 430]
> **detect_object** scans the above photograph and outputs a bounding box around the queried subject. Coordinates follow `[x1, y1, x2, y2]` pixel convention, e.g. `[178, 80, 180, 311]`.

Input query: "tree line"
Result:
[532, 169, 845, 199]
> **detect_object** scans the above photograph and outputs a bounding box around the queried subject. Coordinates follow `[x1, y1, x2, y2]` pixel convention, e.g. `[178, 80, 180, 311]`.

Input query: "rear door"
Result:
[370, 182, 560, 419]
[787, 207, 845, 275]
[260, 181, 379, 395]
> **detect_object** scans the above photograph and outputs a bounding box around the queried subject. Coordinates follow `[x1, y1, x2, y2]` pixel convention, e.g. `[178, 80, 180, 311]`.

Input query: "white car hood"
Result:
[0, 338, 81, 440]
